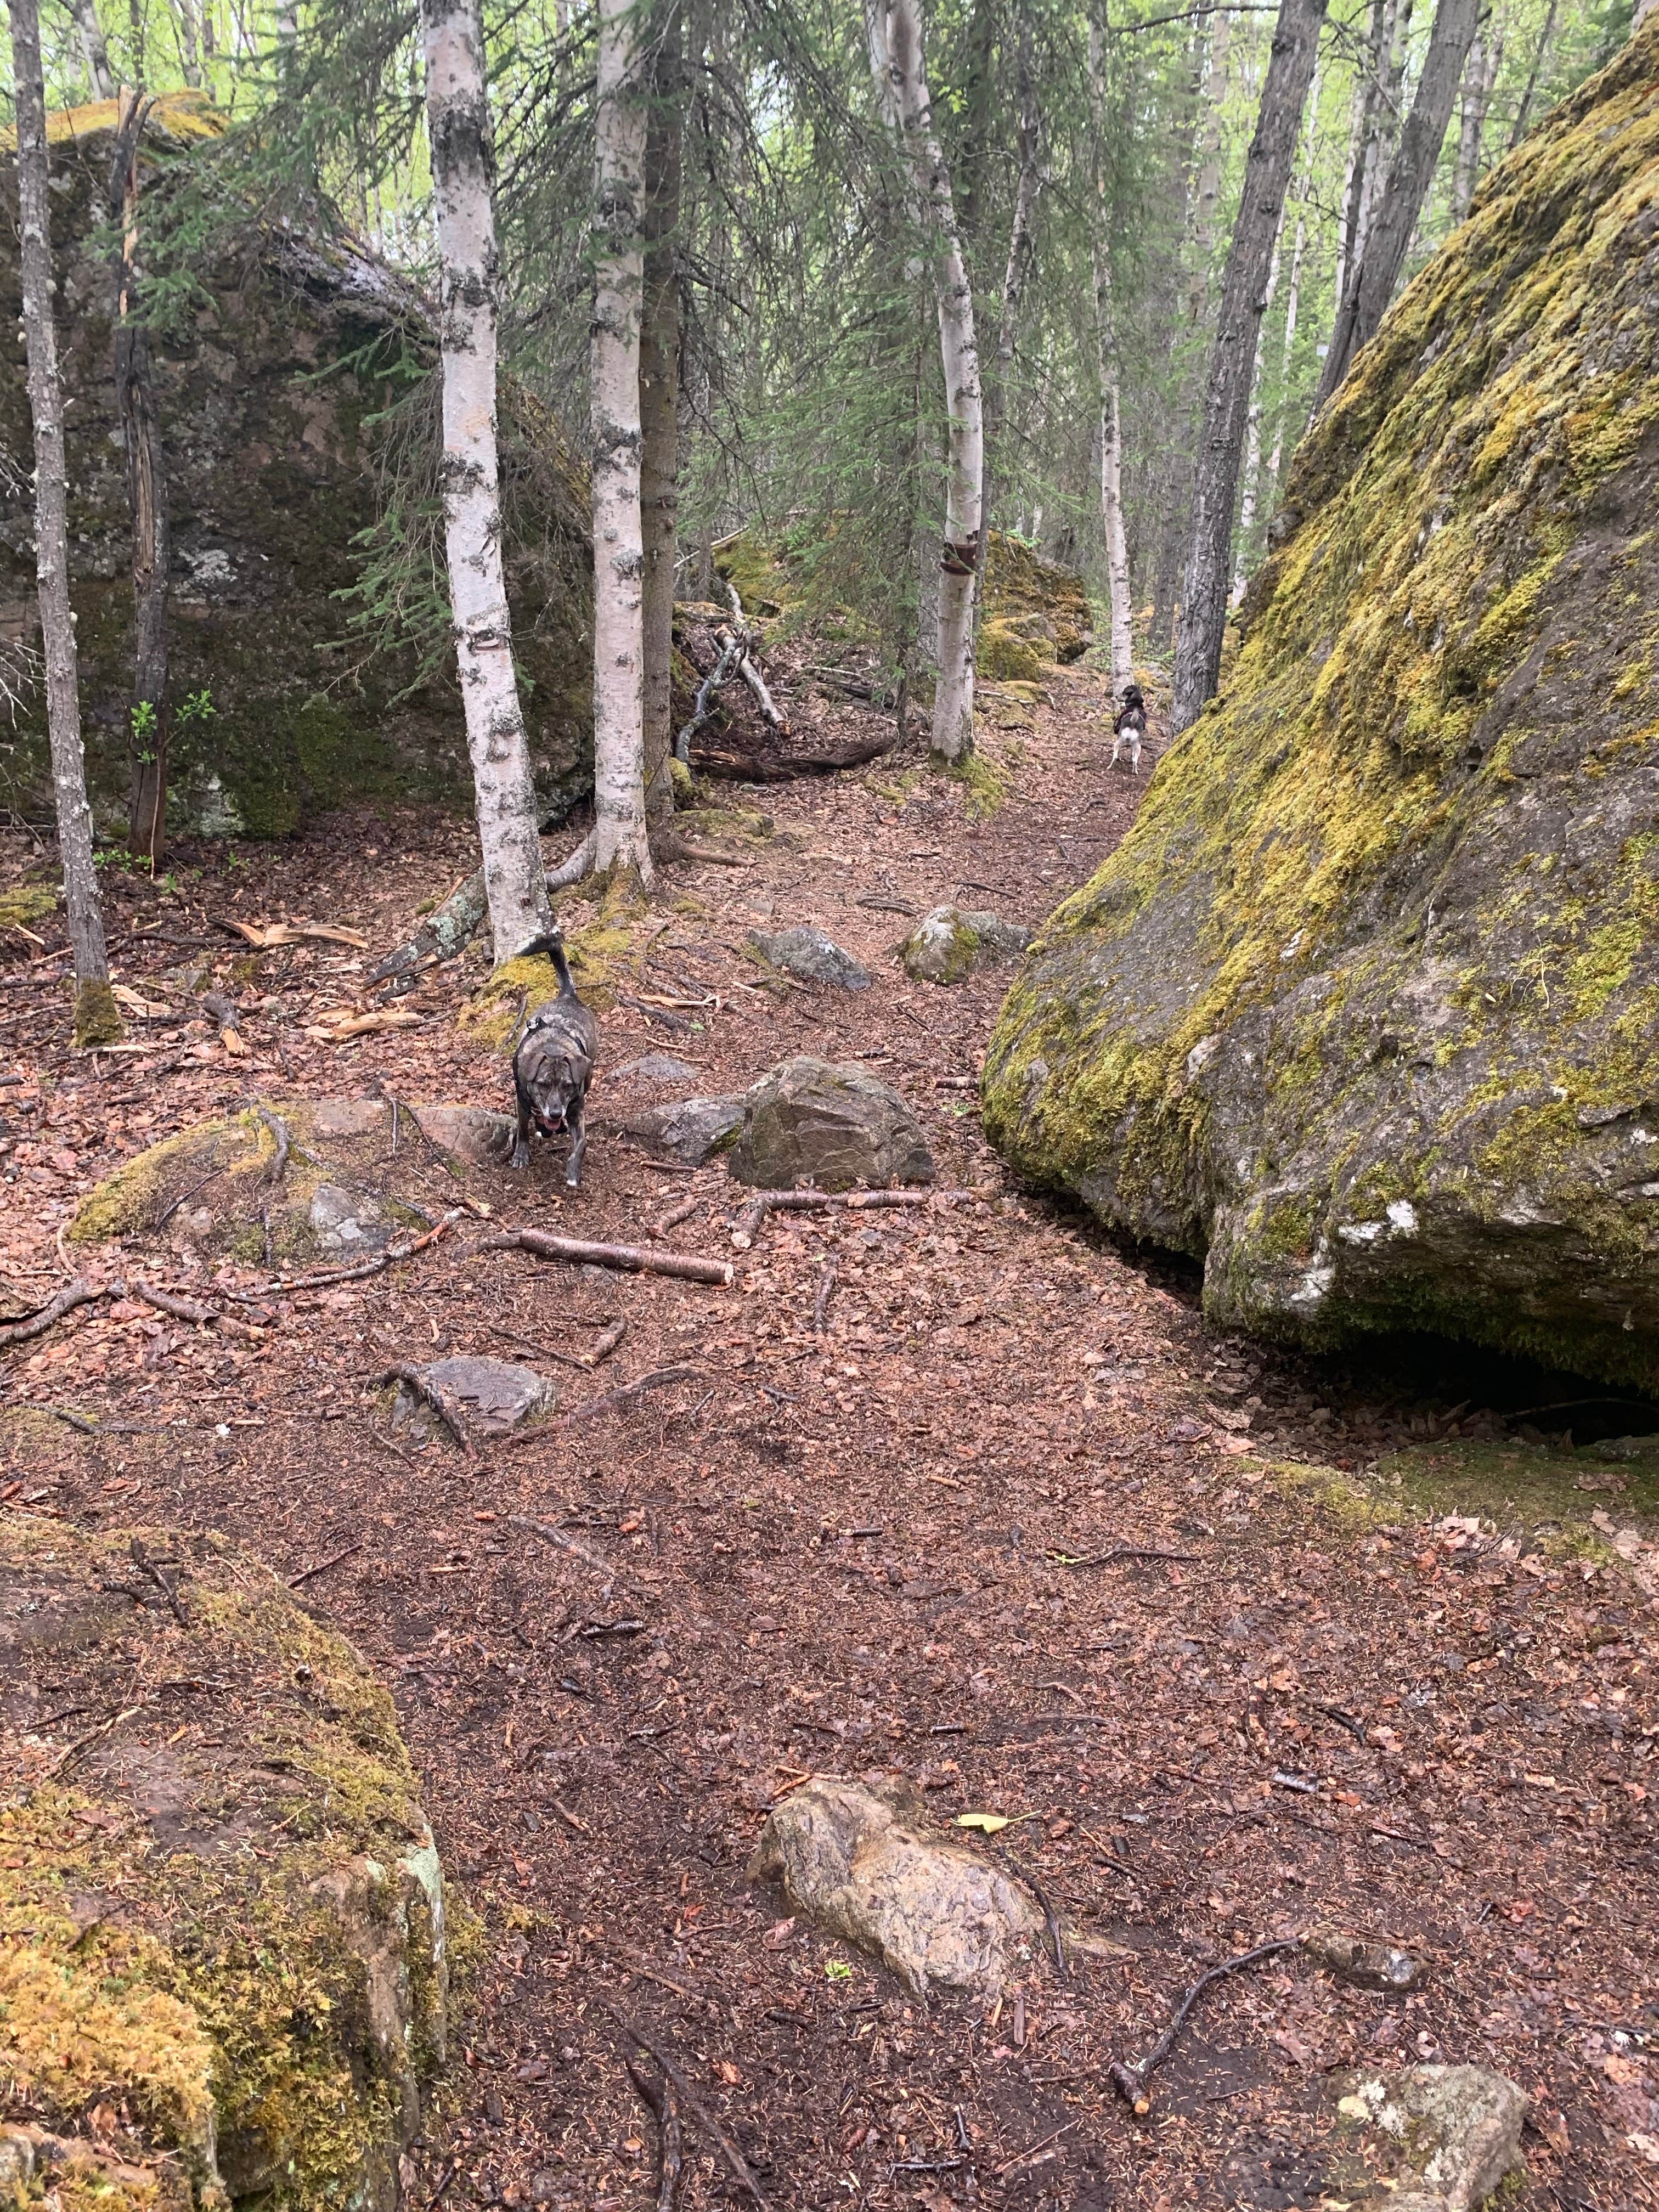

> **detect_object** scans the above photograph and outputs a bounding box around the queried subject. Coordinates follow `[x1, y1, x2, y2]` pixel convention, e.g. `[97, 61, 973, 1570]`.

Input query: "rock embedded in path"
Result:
[748, 1774, 1045, 1997]
[610, 1052, 703, 1088]
[1330, 2064, 1526, 2210]
[394, 1355, 557, 1437]
[409, 1101, 516, 1165]
[981, 37, 1659, 1393]
[618, 1093, 747, 1167]
[309, 1181, 391, 1254]
[900, 905, 1033, 986]
[0, 1517, 451, 2211]
[746, 924, 872, 991]
[1304, 1929, 1427, 1993]
[728, 1057, 934, 1190]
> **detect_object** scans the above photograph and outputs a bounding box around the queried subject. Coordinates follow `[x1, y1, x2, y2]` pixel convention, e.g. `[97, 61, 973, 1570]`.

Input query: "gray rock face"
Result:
[409, 1101, 515, 1164]
[619, 1093, 747, 1167]
[749, 1775, 1045, 1996]
[747, 925, 872, 991]
[309, 1182, 391, 1254]
[1332, 2065, 1526, 2211]
[397, 1356, 556, 1437]
[901, 906, 1034, 986]
[728, 1057, 934, 1190]
[610, 1053, 703, 1087]
[1304, 1929, 1427, 1992]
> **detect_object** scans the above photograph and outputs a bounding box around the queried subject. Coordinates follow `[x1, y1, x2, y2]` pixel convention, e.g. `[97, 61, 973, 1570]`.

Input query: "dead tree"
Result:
[9, 0, 119, 1046]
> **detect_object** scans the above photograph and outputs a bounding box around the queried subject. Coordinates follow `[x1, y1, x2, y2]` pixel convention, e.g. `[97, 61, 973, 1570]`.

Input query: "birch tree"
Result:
[9, 0, 119, 1046]
[977, 15, 1041, 610]
[870, 0, 984, 766]
[1171, 0, 1328, 733]
[1317, 0, 1481, 403]
[1452, 27, 1500, 220]
[70, 0, 116, 97]
[422, 0, 552, 958]
[1087, 17, 1132, 696]
[640, 0, 683, 826]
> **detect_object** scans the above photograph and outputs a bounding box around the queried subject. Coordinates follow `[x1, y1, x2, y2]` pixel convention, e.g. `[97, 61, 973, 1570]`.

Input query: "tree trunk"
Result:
[422, 0, 552, 959]
[1087, 20, 1132, 696]
[1333, 0, 1386, 316]
[1506, 0, 1556, 146]
[1263, 57, 1321, 507]
[9, 0, 117, 1046]
[70, 0, 116, 97]
[589, 0, 653, 882]
[640, 0, 682, 827]
[1171, 0, 1328, 735]
[174, 0, 202, 86]
[975, 14, 1041, 624]
[875, 0, 984, 766]
[1230, 205, 1283, 605]
[1317, 0, 1480, 406]
[1452, 25, 1499, 221]
[1187, 8, 1232, 322]
[109, 97, 173, 868]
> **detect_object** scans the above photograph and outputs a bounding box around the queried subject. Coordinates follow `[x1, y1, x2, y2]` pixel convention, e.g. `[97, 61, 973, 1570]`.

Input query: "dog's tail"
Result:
[517, 929, 579, 1000]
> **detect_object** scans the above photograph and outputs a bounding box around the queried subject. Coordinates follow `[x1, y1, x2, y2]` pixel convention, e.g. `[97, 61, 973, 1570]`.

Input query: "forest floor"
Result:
[2, 660, 1657, 2211]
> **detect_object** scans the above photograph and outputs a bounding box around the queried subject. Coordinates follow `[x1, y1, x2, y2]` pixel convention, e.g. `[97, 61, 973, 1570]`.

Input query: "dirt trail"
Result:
[2, 668, 1656, 2209]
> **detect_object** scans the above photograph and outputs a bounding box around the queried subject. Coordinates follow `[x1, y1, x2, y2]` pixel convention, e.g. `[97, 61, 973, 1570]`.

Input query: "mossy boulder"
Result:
[0, 1515, 452, 2210]
[900, 906, 1033, 986]
[975, 619, 1046, 686]
[983, 29, 1659, 1391]
[0, 95, 591, 840]
[729, 1057, 934, 1190]
[982, 534, 1092, 664]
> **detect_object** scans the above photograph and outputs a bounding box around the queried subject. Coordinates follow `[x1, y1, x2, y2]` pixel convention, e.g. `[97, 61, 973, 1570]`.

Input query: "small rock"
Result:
[619, 1093, 746, 1167]
[1304, 1929, 1428, 1992]
[610, 1053, 703, 1087]
[1593, 1434, 1655, 1462]
[728, 1057, 934, 1191]
[746, 925, 871, 991]
[748, 1773, 1045, 1997]
[1331, 2064, 1526, 2211]
[397, 1356, 556, 1437]
[311, 1099, 391, 1139]
[310, 1182, 391, 1255]
[409, 1102, 515, 1165]
[900, 905, 1033, 986]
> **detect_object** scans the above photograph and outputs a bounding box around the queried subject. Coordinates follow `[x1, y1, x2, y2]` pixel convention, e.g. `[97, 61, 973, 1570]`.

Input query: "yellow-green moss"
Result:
[977, 620, 1046, 685]
[949, 753, 1009, 821]
[0, 885, 57, 931]
[72, 979, 123, 1051]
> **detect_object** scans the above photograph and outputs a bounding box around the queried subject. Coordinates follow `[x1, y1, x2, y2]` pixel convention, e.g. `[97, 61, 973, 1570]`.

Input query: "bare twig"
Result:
[38, 1703, 144, 1782]
[480, 1227, 734, 1287]
[600, 2001, 765, 2207]
[131, 1536, 187, 1626]
[1053, 1545, 1200, 1567]
[375, 1363, 479, 1457]
[290, 1542, 363, 1589]
[1108, 1938, 1296, 2115]
[507, 1514, 652, 1592]
[624, 2061, 685, 2212]
[0, 1277, 120, 1348]
[732, 1185, 988, 1245]
[560, 1365, 701, 1426]
[217, 1210, 463, 1300]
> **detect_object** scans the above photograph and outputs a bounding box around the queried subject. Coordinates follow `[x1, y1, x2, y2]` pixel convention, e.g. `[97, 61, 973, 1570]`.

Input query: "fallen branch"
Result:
[130, 1536, 187, 1627]
[812, 1261, 837, 1333]
[507, 1514, 652, 1591]
[289, 1541, 364, 1589]
[134, 1282, 221, 1327]
[0, 1277, 119, 1348]
[624, 2061, 685, 2212]
[1053, 1545, 1201, 1567]
[1108, 1938, 1296, 2116]
[654, 1196, 699, 1239]
[369, 872, 488, 985]
[256, 1105, 291, 1183]
[600, 2001, 765, 2208]
[732, 1185, 987, 1246]
[674, 629, 746, 763]
[560, 1364, 701, 1426]
[480, 1227, 735, 1288]
[375, 1363, 479, 1458]
[216, 1210, 462, 1301]
[588, 1317, 628, 1364]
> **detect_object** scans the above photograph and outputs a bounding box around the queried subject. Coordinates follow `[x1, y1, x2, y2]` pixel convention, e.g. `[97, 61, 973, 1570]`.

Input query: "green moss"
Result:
[949, 753, 1009, 821]
[0, 884, 58, 930]
[72, 978, 123, 1050]
[977, 620, 1045, 685]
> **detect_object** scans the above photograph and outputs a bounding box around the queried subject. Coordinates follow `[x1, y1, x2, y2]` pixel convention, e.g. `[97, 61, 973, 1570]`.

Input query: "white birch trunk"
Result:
[1187, 9, 1231, 321]
[9, 0, 117, 1045]
[70, 0, 116, 97]
[1265, 60, 1320, 503]
[1087, 21, 1132, 696]
[878, 0, 983, 766]
[422, 0, 552, 960]
[174, 0, 203, 85]
[589, 0, 652, 882]
[1230, 208, 1282, 605]
[1452, 28, 1499, 221]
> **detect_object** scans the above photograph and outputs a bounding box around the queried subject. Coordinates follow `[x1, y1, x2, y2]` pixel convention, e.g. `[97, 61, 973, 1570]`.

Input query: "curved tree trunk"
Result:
[877, 0, 984, 766]
[9, 0, 117, 1046]
[640, 0, 683, 828]
[1316, 0, 1481, 407]
[1171, 0, 1328, 735]
[422, 0, 552, 960]
[590, 0, 653, 882]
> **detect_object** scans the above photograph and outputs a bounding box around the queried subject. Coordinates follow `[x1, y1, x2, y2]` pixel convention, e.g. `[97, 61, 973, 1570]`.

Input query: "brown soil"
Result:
[2, 668, 1655, 2210]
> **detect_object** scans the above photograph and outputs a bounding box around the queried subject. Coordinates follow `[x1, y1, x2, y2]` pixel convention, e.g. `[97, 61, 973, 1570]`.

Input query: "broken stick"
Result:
[560, 1364, 701, 1427]
[481, 1227, 733, 1287]
[732, 1186, 988, 1246]
[600, 2001, 765, 2207]
[624, 2061, 684, 2212]
[507, 1514, 652, 1592]
[374, 1363, 479, 1457]
[1108, 1938, 1296, 2115]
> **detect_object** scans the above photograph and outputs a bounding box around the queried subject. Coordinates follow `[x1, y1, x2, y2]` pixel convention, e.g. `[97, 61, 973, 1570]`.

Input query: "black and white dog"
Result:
[1111, 682, 1148, 773]
[509, 930, 599, 1187]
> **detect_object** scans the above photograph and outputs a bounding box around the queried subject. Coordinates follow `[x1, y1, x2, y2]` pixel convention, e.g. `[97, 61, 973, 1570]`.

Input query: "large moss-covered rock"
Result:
[0, 1515, 452, 2210]
[0, 94, 591, 839]
[729, 1058, 934, 1190]
[983, 31, 1659, 1389]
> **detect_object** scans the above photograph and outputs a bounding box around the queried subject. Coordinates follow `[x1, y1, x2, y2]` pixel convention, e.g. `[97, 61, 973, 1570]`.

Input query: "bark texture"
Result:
[1087, 21, 1132, 695]
[1452, 27, 1500, 221]
[590, 0, 653, 881]
[1171, 0, 1328, 734]
[640, 0, 683, 827]
[1263, 58, 1321, 508]
[174, 0, 202, 88]
[422, 0, 552, 958]
[71, 0, 116, 97]
[9, 0, 116, 1041]
[110, 95, 173, 866]
[878, 0, 984, 765]
[1317, 0, 1482, 407]
[976, 16, 1041, 616]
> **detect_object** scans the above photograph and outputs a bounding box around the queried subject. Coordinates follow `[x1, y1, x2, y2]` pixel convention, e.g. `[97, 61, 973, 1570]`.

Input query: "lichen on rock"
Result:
[983, 27, 1659, 1390]
[0, 1516, 454, 2211]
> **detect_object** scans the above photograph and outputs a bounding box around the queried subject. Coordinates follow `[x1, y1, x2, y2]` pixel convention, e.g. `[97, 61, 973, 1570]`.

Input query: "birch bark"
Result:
[876, 0, 983, 766]
[174, 0, 203, 86]
[422, 0, 552, 957]
[70, 0, 116, 96]
[1263, 58, 1320, 506]
[976, 16, 1041, 619]
[589, 0, 652, 881]
[640, 0, 682, 826]
[9, 0, 118, 1045]
[1171, 0, 1328, 734]
[1451, 26, 1499, 221]
[1087, 19, 1132, 696]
